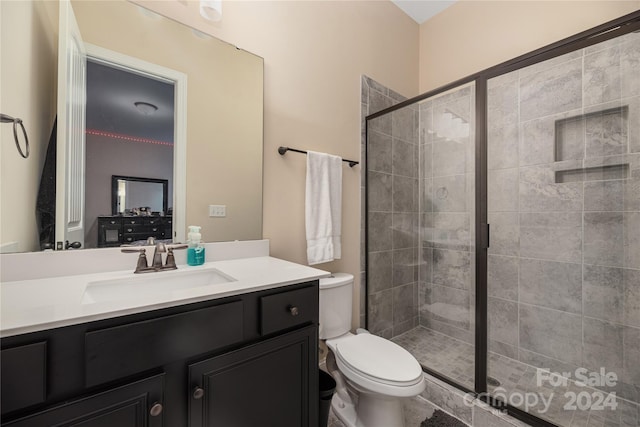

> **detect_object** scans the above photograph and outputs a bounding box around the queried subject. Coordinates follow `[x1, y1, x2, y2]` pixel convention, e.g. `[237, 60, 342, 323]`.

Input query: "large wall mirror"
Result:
[0, 0, 263, 253]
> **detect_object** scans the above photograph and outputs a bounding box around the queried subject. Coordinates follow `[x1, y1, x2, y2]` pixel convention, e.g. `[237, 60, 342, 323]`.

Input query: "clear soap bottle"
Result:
[187, 225, 205, 266]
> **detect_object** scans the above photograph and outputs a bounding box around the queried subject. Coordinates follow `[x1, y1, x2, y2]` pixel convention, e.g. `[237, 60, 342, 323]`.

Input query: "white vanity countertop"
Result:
[1, 256, 330, 337]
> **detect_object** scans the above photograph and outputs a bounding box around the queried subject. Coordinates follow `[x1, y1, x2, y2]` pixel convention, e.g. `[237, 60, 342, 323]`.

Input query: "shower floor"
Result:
[392, 326, 639, 427]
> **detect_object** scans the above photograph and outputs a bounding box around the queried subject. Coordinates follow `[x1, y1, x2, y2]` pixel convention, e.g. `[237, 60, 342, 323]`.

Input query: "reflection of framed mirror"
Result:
[111, 176, 168, 216]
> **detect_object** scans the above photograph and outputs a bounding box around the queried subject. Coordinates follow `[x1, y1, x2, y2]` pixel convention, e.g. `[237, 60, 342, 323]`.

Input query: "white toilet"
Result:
[319, 273, 425, 427]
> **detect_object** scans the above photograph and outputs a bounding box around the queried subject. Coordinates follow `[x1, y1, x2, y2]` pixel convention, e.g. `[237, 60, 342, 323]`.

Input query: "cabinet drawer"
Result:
[260, 285, 317, 335]
[1, 341, 47, 414]
[85, 301, 243, 387]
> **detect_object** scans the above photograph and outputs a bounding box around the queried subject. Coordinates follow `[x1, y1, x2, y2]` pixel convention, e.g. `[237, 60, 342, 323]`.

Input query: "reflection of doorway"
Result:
[82, 45, 186, 248]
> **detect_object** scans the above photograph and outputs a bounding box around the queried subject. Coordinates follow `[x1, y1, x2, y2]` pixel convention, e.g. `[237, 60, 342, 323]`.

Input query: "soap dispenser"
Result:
[187, 225, 205, 266]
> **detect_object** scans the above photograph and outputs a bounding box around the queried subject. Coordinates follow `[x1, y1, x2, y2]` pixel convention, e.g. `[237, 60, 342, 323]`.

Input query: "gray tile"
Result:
[488, 212, 519, 257]
[621, 36, 640, 98]
[433, 213, 471, 251]
[368, 212, 392, 251]
[519, 304, 583, 365]
[624, 177, 640, 211]
[623, 326, 640, 385]
[433, 249, 471, 290]
[392, 212, 416, 250]
[419, 247, 433, 284]
[420, 377, 473, 425]
[392, 105, 416, 144]
[584, 212, 624, 267]
[367, 130, 392, 173]
[429, 284, 471, 330]
[393, 175, 416, 212]
[584, 46, 621, 107]
[364, 76, 389, 96]
[420, 142, 433, 179]
[393, 248, 417, 286]
[517, 347, 580, 378]
[520, 212, 582, 263]
[520, 115, 561, 166]
[421, 178, 434, 213]
[368, 289, 393, 334]
[418, 281, 431, 320]
[519, 164, 584, 212]
[433, 139, 470, 176]
[433, 174, 467, 213]
[584, 180, 624, 211]
[488, 79, 519, 130]
[519, 258, 582, 314]
[488, 297, 518, 346]
[520, 58, 582, 122]
[420, 212, 434, 248]
[583, 264, 624, 324]
[629, 96, 640, 154]
[585, 109, 628, 158]
[393, 283, 416, 327]
[368, 171, 392, 211]
[367, 251, 392, 294]
[488, 168, 519, 212]
[419, 106, 433, 145]
[583, 317, 624, 374]
[488, 124, 519, 170]
[487, 254, 518, 301]
[555, 114, 586, 162]
[489, 340, 518, 359]
[424, 317, 473, 344]
[473, 404, 519, 427]
[393, 138, 417, 178]
[624, 212, 640, 269]
[368, 92, 392, 134]
[624, 268, 640, 328]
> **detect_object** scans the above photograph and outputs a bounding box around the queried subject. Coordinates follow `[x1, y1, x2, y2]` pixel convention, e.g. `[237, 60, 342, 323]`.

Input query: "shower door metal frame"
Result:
[364, 9, 640, 427]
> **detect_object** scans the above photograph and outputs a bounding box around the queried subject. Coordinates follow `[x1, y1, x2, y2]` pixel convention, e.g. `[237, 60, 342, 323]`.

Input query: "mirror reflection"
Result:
[0, 0, 264, 254]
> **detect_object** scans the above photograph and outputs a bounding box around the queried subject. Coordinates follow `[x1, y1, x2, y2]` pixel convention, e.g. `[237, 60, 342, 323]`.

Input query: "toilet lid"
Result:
[335, 334, 422, 385]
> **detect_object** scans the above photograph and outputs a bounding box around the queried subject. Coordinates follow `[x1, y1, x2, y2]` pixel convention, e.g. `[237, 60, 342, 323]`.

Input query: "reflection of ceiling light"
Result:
[200, 0, 222, 22]
[134, 101, 158, 115]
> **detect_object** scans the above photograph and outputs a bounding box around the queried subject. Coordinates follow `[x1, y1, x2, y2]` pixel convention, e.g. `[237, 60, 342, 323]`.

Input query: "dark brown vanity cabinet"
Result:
[97, 215, 173, 247]
[1, 281, 319, 427]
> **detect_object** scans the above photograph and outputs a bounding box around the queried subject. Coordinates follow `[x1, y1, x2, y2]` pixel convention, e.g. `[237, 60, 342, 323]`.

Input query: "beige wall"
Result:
[134, 0, 420, 326]
[0, 1, 58, 253]
[71, 0, 263, 244]
[419, 1, 640, 92]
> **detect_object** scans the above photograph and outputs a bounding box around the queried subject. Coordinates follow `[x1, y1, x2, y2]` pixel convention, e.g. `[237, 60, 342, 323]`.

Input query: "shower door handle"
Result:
[486, 223, 490, 248]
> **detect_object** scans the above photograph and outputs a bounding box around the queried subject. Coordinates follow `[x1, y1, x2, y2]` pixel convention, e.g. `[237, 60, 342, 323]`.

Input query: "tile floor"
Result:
[391, 326, 640, 427]
[327, 395, 444, 427]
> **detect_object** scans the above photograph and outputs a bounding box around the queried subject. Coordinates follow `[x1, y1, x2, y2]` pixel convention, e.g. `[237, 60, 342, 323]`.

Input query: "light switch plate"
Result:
[209, 205, 226, 217]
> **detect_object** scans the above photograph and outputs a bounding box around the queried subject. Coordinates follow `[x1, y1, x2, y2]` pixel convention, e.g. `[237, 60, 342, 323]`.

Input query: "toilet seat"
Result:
[330, 334, 425, 397]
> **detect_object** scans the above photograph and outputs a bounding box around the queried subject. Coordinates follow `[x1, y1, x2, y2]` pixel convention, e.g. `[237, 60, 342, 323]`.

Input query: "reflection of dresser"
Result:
[97, 215, 173, 247]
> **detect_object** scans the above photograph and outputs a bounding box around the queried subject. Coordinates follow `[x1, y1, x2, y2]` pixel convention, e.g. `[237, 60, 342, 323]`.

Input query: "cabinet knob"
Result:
[149, 402, 163, 417]
[193, 387, 205, 399]
[288, 306, 299, 316]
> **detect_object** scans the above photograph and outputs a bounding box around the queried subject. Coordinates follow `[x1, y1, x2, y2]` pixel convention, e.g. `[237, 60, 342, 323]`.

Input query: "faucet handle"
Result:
[168, 244, 188, 250]
[121, 247, 150, 273]
[146, 237, 156, 246]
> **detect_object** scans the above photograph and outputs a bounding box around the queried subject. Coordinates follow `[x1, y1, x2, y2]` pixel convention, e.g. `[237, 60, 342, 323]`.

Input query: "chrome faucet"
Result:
[121, 240, 188, 273]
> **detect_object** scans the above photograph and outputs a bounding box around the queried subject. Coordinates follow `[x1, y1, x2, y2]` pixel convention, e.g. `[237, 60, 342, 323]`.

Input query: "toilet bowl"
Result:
[319, 274, 425, 427]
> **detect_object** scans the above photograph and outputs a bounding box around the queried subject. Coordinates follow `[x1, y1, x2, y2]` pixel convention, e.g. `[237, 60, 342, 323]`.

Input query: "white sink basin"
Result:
[82, 268, 236, 304]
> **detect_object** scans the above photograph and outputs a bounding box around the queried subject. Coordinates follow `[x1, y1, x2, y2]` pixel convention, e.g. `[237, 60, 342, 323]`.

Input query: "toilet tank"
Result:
[319, 273, 353, 340]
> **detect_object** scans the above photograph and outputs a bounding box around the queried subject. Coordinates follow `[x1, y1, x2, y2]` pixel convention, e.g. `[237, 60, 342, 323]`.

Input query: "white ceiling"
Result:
[391, 0, 457, 24]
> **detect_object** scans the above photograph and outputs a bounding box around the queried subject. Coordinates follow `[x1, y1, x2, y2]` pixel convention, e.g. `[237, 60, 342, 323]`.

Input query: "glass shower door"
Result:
[486, 31, 640, 426]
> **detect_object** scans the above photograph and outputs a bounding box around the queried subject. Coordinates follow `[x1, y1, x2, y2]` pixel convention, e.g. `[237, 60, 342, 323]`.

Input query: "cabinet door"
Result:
[4, 374, 164, 427]
[189, 326, 318, 427]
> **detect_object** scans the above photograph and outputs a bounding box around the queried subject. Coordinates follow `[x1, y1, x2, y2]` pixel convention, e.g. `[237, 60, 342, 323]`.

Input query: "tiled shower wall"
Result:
[417, 85, 476, 345]
[361, 76, 421, 338]
[486, 31, 640, 403]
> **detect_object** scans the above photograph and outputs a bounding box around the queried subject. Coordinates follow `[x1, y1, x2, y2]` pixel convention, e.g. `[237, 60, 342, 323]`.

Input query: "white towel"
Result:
[305, 151, 342, 265]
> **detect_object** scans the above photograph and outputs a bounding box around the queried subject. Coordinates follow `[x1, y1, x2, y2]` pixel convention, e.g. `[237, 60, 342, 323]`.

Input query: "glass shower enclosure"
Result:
[365, 15, 640, 427]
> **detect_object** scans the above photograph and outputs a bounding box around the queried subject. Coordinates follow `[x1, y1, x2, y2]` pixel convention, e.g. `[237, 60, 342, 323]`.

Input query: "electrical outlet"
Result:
[208, 205, 226, 217]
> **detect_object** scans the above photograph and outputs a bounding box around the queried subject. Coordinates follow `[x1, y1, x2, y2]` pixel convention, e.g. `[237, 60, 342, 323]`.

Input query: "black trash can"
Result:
[319, 370, 336, 427]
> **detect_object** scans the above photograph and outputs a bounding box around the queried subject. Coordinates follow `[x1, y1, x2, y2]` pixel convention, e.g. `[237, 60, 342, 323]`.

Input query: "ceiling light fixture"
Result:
[134, 101, 158, 116]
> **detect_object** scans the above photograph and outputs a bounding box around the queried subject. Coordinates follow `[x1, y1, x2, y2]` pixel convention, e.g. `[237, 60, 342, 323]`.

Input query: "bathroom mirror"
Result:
[0, 0, 264, 254]
[111, 176, 169, 216]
